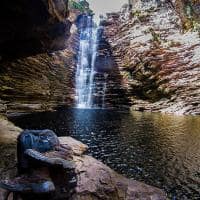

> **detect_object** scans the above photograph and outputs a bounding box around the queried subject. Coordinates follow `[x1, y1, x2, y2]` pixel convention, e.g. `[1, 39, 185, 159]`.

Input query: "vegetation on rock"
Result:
[69, 0, 93, 14]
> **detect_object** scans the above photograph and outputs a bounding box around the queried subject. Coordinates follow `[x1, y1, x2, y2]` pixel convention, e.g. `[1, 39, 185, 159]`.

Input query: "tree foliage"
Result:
[69, 0, 93, 14]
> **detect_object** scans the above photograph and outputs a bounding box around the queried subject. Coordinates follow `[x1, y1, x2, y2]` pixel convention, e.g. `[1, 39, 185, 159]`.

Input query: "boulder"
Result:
[58, 137, 167, 200]
[0, 129, 167, 200]
[59, 137, 88, 156]
[72, 155, 166, 200]
[0, 130, 77, 200]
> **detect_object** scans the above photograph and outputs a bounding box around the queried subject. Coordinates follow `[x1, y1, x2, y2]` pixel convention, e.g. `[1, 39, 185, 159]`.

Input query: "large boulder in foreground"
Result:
[60, 137, 167, 200]
[0, 127, 166, 200]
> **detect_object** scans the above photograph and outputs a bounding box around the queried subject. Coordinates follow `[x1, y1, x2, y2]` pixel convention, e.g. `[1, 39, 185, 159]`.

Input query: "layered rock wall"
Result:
[171, 0, 200, 30]
[91, 26, 130, 108]
[104, 0, 200, 115]
[0, 1, 81, 115]
[0, 46, 76, 115]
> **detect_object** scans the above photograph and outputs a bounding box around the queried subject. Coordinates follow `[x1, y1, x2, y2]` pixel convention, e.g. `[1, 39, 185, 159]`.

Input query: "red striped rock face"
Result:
[103, 2, 200, 115]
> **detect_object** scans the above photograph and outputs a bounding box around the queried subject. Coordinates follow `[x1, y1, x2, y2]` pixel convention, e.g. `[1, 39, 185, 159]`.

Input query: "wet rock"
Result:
[89, 26, 131, 108]
[0, 2, 82, 115]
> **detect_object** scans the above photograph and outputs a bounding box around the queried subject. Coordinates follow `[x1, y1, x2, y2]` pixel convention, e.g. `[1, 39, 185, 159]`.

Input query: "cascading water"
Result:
[75, 15, 99, 108]
[102, 73, 108, 108]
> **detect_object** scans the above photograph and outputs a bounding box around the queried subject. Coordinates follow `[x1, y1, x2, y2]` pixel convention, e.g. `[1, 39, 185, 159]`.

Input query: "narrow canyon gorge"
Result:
[0, 0, 200, 199]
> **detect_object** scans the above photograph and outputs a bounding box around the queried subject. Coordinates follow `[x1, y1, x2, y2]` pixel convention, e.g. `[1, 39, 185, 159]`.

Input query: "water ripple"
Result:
[9, 109, 200, 199]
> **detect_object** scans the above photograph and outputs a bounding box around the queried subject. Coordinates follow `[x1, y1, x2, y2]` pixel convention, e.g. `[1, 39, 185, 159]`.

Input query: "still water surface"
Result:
[10, 109, 200, 199]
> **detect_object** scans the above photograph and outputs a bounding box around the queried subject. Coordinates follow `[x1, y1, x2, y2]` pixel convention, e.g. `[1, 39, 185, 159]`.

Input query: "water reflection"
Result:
[9, 109, 200, 199]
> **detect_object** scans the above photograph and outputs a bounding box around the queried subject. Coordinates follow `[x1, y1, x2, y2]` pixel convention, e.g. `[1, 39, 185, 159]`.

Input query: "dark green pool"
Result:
[9, 108, 200, 199]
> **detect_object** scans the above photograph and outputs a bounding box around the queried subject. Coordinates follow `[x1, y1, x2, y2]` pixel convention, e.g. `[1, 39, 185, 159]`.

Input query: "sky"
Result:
[87, 0, 127, 21]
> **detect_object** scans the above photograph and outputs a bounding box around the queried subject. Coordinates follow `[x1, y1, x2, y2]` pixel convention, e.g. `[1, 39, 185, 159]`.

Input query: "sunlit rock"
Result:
[103, 0, 200, 115]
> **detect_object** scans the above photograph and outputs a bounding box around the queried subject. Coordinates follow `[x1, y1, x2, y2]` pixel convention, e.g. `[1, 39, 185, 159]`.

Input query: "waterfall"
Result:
[75, 15, 99, 108]
[102, 73, 108, 108]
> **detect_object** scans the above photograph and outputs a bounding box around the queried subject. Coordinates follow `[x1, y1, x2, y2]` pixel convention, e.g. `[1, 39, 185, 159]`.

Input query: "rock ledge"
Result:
[59, 137, 167, 200]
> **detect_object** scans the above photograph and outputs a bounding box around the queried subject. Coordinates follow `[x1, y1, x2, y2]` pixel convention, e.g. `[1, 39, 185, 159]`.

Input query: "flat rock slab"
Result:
[59, 137, 167, 200]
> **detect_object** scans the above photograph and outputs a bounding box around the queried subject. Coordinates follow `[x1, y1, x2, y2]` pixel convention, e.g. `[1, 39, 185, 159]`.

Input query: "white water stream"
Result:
[75, 16, 99, 108]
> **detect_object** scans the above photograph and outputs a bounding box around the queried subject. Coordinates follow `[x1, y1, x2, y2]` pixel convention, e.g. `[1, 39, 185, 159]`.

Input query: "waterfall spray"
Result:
[75, 15, 99, 108]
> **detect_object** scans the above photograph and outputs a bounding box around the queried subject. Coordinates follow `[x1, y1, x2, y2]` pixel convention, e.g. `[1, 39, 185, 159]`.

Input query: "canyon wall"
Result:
[0, 46, 76, 115]
[0, 0, 80, 115]
[0, 0, 199, 115]
[104, 0, 200, 115]
[89, 25, 130, 108]
[0, 0, 71, 59]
